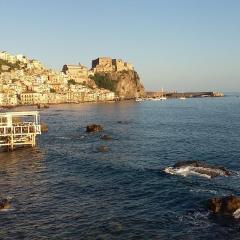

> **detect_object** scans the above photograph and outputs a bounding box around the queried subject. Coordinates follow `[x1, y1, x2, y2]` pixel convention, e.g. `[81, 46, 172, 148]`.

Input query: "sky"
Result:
[0, 0, 240, 92]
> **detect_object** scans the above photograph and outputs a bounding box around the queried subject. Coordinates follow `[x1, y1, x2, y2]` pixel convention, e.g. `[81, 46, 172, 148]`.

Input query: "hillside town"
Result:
[0, 51, 136, 107]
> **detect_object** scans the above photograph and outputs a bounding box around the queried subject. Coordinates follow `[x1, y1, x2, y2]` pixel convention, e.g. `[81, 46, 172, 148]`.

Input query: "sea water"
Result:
[0, 94, 240, 239]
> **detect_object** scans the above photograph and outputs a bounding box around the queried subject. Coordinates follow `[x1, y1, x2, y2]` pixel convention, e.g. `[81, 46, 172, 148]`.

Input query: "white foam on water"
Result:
[164, 166, 212, 179]
[56, 136, 71, 140]
[0, 207, 14, 212]
[189, 188, 217, 194]
[234, 171, 240, 176]
[178, 211, 211, 228]
[233, 208, 240, 219]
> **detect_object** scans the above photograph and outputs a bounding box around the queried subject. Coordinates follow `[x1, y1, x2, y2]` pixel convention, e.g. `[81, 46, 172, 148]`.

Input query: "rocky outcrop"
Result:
[114, 70, 145, 99]
[164, 160, 232, 179]
[86, 124, 103, 133]
[208, 196, 240, 218]
[41, 122, 48, 132]
[91, 57, 145, 99]
[97, 145, 109, 152]
[117, 120, 130, 124]
[93, 70, 145, 99]
[100, 134, 112, 140]
[113, 70, 144, 99]
[0, 198, 11, 211]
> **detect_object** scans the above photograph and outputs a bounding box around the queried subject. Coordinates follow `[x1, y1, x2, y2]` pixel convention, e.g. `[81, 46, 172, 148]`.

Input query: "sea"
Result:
[1, 94, 240, 240]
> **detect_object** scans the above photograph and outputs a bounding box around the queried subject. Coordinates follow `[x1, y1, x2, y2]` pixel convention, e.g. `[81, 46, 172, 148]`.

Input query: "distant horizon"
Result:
[1, 0, 240, 92]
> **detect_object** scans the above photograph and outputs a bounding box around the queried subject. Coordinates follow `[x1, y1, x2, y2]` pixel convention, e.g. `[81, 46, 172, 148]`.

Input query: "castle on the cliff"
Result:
[92, 57, 134, 73]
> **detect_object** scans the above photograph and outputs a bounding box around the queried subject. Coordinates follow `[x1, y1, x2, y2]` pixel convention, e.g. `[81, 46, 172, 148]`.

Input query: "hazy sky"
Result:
[0, 0, 239, 91]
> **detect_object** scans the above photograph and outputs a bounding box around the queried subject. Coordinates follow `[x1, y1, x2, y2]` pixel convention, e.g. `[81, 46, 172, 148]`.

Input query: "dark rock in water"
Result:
[97, 145, 109, 153]
[108, 222, 123, 234]
[208, 195, 240, 218]
[175, 160, 231, 177]
[173, 160, 228, 172]
[0, 198, 11, 210]
[165, 160, 232, 178]
[86, 124, 103, 133]
[41, 122, 48, 132]
[117, 121, 129, 124]
[100, 135, 112, 140]
[37, 104, 49, 109]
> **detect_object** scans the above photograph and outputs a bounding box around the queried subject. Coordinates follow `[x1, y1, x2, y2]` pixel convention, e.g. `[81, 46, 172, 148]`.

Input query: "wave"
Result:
[0, 207, 14, 212]
[233, 208, 240, 219]
[164, 161, 233, 179]
[189, 188, 218, 194]
[178, 210, 211, 228]
[164, 166, 212, 179]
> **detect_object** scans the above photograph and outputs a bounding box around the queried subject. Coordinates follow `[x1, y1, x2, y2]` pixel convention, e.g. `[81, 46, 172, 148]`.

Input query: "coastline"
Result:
[0, 93, 225, 110]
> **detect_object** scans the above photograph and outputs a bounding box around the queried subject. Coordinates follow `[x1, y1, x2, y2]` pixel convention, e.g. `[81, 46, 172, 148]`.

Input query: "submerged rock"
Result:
[86, 124, 103, 133]
[97, 145, 109, 153]
[164, 160, 232, 179]
[41, 122, 48, 132]
[208, 195, 240, 218]
[0, 198, 11, 211]
[108, 222, 123, 234]
[117, 120, 129, 124]
[37, 104, 49, 109]
[100, 134, 112, 140]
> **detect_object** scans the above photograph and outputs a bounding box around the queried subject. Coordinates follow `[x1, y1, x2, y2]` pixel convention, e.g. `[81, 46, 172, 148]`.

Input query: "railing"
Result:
[0, 123, 41, 136]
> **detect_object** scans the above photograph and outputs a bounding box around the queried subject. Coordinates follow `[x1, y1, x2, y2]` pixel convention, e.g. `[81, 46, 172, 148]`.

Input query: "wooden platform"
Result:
[0, 111, 41, 150]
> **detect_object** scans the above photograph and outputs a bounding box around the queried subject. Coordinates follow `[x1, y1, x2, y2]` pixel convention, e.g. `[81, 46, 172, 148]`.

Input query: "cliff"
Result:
[110, 70, 145, 99]
[91, 57, 145, 99]
[92, 70, 145, 99]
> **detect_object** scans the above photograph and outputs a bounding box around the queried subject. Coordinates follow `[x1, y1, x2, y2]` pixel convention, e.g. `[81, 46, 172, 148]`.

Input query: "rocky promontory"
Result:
[91, 57, 145, 99]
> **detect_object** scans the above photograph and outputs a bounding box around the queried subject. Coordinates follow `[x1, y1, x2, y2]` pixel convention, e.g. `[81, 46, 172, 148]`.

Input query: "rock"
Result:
[41, 122, 48, 132]
[0, 198, 11, 210]
[93, 70, 145, 99]
[37, 104, 49, 109]
[108, 222, 123, 234]
[208, 195, 240, 218]
[86, 124, 103, 133]
[97, 145, 109, 153]
[164, 160, 232, 179]
[117, 121, 129, 124]
[100, 134, 112, 140]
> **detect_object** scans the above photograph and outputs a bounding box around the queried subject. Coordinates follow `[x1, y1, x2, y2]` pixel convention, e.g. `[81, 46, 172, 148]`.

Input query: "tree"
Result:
[50, 88, 56, 93]
[90, 74, 116, 92]
[68, 79, 76, 85]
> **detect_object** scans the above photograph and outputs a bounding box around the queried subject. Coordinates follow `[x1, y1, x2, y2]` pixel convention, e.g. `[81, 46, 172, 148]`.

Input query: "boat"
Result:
[159, 96, 167, 100]
[135, 98, 143, 102]
[179, 96, 186, 100]
[179, 92, 186, 100]
[159, 88, 167, 100]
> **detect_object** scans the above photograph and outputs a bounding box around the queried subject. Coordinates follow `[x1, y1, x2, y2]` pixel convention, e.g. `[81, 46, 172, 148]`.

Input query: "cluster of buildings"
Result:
[0, 51, 116, 107]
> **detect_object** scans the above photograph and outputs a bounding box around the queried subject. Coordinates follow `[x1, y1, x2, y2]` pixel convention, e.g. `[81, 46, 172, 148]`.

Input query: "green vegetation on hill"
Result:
[50, 88, 56, 93]
[67, 79, 77, 85]
[0, 59, 25, 73]
[90, 74, 116, 92]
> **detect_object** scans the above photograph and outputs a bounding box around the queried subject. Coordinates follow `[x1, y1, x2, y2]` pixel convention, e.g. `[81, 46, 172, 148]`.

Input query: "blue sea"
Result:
[1, 94, 240, 239]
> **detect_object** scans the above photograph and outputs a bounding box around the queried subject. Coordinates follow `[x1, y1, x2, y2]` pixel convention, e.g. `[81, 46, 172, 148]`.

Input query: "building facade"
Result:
[62, 64, 89, 83]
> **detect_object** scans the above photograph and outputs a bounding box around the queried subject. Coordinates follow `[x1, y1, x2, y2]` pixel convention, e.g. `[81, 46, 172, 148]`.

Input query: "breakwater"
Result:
[147, 91, 224, 98]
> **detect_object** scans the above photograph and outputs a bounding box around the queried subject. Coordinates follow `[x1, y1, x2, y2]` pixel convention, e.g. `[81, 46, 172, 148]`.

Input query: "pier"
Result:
[0, 111, 41, 150]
